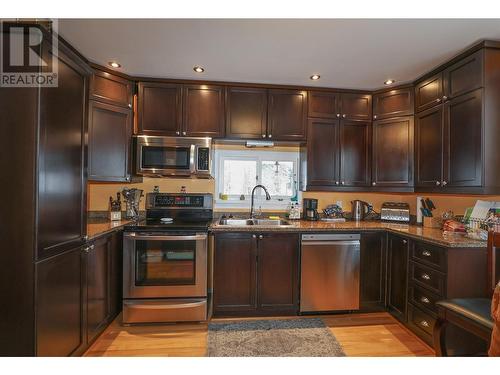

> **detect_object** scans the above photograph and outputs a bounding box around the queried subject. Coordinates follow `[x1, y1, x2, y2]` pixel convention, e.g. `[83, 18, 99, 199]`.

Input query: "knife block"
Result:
[423, 216, 442, 229]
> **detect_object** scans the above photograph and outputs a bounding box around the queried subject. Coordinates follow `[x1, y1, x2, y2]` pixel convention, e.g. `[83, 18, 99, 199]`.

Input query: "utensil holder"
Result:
[423, 216, 441, 229]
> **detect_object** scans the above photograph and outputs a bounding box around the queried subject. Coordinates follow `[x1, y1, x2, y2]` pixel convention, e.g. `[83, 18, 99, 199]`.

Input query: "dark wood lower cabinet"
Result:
[359, 232, 386, 312]
[35, 231, 122, 356]
[213, 232, 299, 316]
[387, 234, 409, 322]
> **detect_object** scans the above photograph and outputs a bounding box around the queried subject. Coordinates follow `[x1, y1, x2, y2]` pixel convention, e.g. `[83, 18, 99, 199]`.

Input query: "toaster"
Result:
[381, 202, 410, 223]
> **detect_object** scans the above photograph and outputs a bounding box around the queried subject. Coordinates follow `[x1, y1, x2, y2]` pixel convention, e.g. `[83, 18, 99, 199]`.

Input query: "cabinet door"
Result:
[36, 246, 84, 356]
[38, 52, 87, 258]
[86, 236, 112, 344]
[340, 120, 371, 187]
[443, 89, 483, 188]
[387, 235, 409, 322]
[226, 87, 267, 139]
[257, 234, 299, 315]
[90, 69, 133, 108]
[306, 118, 340, 187]
[373, 87, 414, 120]
[415, 72, 443, 112]
[213, 233, 257, 315]
[443, 50, 483, 99]
[308, 91, 339, 119]
[372, 116, 414, 187]
[137, 82, 182, 136]
[183, 84, 225, 137]
[88, 101, 132, 182]
[415, 105, 444, 187]
[268, 89, 307, 141]
[360, 232, 386, 311]
[340, 93, 372, 120]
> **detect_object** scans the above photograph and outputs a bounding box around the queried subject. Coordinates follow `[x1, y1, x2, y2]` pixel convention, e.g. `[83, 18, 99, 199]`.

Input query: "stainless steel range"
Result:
[122, 193, 213, 324]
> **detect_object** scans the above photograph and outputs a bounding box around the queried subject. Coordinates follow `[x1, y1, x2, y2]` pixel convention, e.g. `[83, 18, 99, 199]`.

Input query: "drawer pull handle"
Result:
[420, 297, 430, 304]
[420, 320, 429, 328]
[422, 250, 431, 257]
[421, 273, 431, 281]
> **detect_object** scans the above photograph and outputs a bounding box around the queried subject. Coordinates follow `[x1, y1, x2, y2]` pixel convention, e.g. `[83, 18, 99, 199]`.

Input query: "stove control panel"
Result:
[146, 193, 213, 209]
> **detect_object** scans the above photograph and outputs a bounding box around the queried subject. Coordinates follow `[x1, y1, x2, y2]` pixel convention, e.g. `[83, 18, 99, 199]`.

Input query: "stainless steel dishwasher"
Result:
[300, 233, 360, 313]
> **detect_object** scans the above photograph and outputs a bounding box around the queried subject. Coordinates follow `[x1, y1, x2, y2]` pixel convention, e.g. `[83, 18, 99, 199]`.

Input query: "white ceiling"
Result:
[58, 19, 500, 90]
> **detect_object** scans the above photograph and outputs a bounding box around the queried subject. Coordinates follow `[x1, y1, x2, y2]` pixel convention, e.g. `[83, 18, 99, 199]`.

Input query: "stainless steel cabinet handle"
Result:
[341, 181, 345, 185]
[422, 250, 431, 257]
[421, 273, 431, 280]
[268, 134, 272, 138]
[373, 115, 377, 119]
[124, 233, 207, 241]
[262, 134, 266, 138]
[372, 182, 376, 186]
[402, 239, 407, 244]
[335, 181, 339, 185]
[442, 180, 447, 186]
[259, 235, 263, 240]
[420, 296, 430, 304]
[442, 96, 448, 101]
[128, 103, 132, 108]
[182, 131, 186, 136]
[420, 320, 429, 328]
[342, 114, 346, 118]
[252, 234, 256, 239]
[83, 235, 88, 241]
[176, 131, 180, 135]
[435, 181, 440, 186]
[336, 113, 340, 118]
[83, 244, 94, 253]
[436, 98, 441, 103]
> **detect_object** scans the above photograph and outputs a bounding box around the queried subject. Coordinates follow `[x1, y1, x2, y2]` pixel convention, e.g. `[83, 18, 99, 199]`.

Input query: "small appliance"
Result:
[351, 200, 370, 221]
[381, 202, 411, 223]
[303, 198, 319, 221]
[134, 135, 212, 178]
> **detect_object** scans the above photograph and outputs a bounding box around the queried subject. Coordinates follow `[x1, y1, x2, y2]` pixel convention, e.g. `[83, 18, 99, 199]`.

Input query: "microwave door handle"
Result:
[124, 233, 207, 241]
[190, 144, 196, 173]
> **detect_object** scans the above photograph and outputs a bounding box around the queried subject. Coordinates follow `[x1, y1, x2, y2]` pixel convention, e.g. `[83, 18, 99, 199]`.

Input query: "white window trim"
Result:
[214, 149, 301, 210]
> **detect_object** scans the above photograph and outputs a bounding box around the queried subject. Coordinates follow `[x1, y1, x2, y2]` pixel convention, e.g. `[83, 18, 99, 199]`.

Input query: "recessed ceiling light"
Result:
[384, 79, 395, 85]
[310, 74, 321, 81]
[193, 66, 205, 73]
[108, 61, 121, 68]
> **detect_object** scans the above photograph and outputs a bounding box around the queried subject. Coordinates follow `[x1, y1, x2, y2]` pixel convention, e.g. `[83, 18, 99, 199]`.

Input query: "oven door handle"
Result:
[124, 301, 206, 309]
[124, 233, 207, 241]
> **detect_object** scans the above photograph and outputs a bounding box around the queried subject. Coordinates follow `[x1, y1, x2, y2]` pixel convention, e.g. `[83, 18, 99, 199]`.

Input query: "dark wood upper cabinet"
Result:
[415, 105, 444, 188]
[268, 89, 307, 141]
[340, 93, 372, 120]
[88, 101, 132, 182]
[257, 233, 299, 315]
[387, 235, 409, 323]
[137, 82, 183, 136]
[37, 53, 87, 258]
[226, 87, 267, 139]
[443, 50, 483, 99]
[415, 73, 443, 113]
[183, 84, 225, 137]
[213, 233, 257, 315]
[444, 89, 483, 188]
[340, 120, 371, 186]
[307, 91, 340, 119]
[36, 246, 84, 356]
[373, 87, 414, 120]
[372, 116, 414, 188]
[305, 118, 340, 187]
[90, 69, 133, 108]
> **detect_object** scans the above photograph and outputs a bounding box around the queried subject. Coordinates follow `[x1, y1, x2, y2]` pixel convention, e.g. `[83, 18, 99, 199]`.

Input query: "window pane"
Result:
[261, 161, 294, 196]
[223, 160, 257, 196]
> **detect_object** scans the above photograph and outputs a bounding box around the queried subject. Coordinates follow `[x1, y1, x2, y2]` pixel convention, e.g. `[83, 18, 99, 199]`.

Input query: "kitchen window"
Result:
[214, 149, 300, 209]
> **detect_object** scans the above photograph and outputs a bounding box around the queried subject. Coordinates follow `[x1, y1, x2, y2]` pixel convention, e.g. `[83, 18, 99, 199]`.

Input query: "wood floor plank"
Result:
[84, 312, 434, 357]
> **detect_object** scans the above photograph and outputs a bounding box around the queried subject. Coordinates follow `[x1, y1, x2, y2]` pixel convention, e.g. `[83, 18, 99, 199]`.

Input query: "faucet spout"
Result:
[250, 184, 271, 219]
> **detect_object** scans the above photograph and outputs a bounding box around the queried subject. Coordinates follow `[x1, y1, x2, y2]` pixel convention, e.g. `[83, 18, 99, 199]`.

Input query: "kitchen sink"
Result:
[218, 218, 292, 226]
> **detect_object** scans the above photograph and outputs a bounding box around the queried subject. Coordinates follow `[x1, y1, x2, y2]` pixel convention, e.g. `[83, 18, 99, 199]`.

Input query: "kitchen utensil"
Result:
[351, 200, 370, 221]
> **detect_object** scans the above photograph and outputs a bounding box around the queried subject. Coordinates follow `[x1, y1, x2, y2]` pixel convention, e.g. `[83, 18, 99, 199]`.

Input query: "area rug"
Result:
[207, 318, 346, 357]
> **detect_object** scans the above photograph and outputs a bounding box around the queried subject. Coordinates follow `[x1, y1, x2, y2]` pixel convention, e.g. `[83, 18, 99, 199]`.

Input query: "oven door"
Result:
[137, 142, 195, 176]
[123, 232, 207, 298]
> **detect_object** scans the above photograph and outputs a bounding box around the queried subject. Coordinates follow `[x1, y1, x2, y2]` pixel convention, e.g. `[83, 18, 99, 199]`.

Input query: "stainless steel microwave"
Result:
[134, 135, 212, 178]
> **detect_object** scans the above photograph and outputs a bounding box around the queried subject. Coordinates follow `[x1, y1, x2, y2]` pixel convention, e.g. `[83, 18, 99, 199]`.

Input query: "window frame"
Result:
[214, 149, 300, 210]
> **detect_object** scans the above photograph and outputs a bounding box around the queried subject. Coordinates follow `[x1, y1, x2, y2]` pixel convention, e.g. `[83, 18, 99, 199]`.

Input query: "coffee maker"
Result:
[303, 198, 319, 221]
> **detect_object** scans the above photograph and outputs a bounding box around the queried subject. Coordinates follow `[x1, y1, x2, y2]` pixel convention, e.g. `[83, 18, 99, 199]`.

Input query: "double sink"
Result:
[218, 218, 292, 227]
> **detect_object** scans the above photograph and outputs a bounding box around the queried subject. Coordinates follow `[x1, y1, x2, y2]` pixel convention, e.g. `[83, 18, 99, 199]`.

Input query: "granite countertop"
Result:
[87, 217, 132, 240]
[210, 219, 487, 248]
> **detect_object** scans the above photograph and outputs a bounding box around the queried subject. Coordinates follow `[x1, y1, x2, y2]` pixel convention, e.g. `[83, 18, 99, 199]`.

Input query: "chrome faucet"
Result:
[250, 184, 271, 219]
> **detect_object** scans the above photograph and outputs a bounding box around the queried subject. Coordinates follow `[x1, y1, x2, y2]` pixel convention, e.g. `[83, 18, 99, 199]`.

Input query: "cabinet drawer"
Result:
[409, 261, 446, 296]
[411, 241, 446, 272]
[408, 283, 441, 315]
[408, 303, 436, 342]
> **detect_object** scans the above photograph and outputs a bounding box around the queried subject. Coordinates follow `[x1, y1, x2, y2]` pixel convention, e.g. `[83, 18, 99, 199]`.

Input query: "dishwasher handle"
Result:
[301, 240, 360, 247]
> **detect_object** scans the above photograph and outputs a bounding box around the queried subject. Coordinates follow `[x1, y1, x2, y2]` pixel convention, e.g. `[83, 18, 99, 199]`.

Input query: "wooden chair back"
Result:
[488, 231, 500, 295]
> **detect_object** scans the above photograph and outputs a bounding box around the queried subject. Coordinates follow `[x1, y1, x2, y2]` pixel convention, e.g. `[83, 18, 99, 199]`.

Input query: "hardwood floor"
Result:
[84, 312, 434, 357]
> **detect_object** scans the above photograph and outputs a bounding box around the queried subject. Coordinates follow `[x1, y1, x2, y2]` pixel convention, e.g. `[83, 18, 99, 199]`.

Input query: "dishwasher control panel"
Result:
[301, 233, 361, 241]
